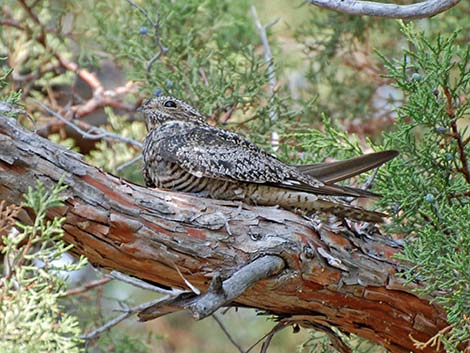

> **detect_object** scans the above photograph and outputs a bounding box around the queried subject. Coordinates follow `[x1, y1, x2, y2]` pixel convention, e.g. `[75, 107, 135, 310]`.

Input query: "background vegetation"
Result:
[1, 0, 469, 352]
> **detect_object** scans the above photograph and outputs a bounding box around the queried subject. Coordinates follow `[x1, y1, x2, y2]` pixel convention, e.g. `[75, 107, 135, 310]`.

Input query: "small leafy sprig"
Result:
[0, 178, 87, 353]
[376, 23, 470, 351]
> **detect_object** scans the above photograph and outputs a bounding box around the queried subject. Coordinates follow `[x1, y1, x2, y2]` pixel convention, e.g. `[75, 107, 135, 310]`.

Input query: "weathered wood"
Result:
[139, 255, 286, 321]
[0, 115, 447, 353]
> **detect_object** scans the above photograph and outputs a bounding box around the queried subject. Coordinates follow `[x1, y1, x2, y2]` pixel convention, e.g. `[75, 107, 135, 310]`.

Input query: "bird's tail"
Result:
[310, 198, 386, 223]
[247, 185, 387, 223]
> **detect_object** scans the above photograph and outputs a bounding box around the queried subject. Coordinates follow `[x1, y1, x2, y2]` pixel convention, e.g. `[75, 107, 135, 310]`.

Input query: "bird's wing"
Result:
[295, 150, 398, 183]
[154, 124, 371, 197]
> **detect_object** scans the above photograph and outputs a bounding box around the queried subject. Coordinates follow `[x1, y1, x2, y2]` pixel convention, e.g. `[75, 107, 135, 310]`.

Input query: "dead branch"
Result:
[107, 270, 187, 296]
[251, 6, 278, 122]
[443, 86, 470, 184]
[65, 277, 112, 296]
[126, 0, 168, 73]
[139, 255, 285, 321]
[4, 2, 137, 126]
[0, 114, 448, 353]
[33, 100, 143, 149]
[306, 0, 461, 20]
[251, 6, 281, 152]
[80, 295, 172, 340]
[212, 313, 246, 353]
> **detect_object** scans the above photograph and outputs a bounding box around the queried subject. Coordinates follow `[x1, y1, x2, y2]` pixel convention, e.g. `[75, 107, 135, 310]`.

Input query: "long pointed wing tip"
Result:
[381, 149, 399, 158]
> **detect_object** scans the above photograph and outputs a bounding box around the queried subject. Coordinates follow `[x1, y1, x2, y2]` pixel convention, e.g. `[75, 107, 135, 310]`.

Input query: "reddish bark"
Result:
[0, 115, 447, 352]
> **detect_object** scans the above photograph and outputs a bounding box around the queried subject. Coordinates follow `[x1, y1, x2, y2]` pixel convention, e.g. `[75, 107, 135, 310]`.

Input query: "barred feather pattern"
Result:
[141, 96, 392, 223]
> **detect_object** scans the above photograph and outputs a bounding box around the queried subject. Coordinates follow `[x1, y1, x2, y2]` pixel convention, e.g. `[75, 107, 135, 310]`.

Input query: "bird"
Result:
[139, 96, 398, 222]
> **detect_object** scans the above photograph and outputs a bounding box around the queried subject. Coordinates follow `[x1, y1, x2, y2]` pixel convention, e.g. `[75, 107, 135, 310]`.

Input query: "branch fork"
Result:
[138, 255, 286, 321]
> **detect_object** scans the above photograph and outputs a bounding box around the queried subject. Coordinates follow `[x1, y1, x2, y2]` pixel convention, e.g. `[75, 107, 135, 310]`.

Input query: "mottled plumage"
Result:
[139, 96, 398, 222]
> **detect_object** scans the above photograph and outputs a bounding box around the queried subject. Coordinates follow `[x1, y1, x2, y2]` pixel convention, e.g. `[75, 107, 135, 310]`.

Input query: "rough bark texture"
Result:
[0, 115, 447, 352]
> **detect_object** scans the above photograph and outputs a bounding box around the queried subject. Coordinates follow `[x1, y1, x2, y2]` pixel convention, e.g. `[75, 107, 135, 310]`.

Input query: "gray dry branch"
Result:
[307, 0, 461, 20]
[0, 114, 448, 353]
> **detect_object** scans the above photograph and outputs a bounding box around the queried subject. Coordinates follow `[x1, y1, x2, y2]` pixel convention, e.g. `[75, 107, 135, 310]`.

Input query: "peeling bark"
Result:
[0, 115, 447, 353]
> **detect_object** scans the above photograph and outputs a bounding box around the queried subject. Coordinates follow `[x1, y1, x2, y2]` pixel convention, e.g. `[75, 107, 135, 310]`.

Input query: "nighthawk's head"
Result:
[138, 96, 205, 131]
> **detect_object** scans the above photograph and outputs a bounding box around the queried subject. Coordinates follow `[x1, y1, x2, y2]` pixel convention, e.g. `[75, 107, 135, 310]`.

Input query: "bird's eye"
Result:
[164, 100, 177, 108]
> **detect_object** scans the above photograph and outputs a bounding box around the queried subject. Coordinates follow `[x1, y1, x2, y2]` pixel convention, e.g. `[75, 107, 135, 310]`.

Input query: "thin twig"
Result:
[251, 5, 278, 124]
[443, 86, 470, 184]
[108, 270, 184, 295]
[65, 277, 113, 296]
[17, 0, 103, 93]
[462, 135, 470, 147]
[448, 190, 470, 199]
[248, 321, 289, 353]
[0, 18, 26, 30]
[54, 54, 103, 93]
[126, 0, 153, 22]
[33, 99, 143, 149]
[11, 2, 137, 122]
[12, 63, 61, 82]
[71, 81, 137, 118]
[409, 323, 454, 351]
[127, 0, 168, 73]
[219, 104, 237, 123]
[17, 0, 42, 26]
[145, 10, 169, 74]
[116, 155, 143, 172]
[306, 0, 461, 20]
[80, 296, 171, 340]
[245, 326, 278, 353]
[212, 313, 246, 353]
[251, 5, 280, 152]
[361, 167, 378, 191]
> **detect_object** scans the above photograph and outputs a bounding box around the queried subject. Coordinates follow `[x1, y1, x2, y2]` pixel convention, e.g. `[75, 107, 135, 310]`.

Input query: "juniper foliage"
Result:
[0, 179, 87, 353]
[377, 23, 470, 351]
[292, 22, 470, 351]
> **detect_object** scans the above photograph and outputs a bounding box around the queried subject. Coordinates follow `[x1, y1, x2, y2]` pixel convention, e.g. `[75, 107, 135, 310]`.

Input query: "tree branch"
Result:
[80, 295, 172, 340]
[212, 313, 247, 353]
[442, 86, 470, 184]
[251, 5, 280, 151]
[306, 0, 461, 20]
[126, 0, 168, 73]
[138, 255, 285, 321]
[33, 100, 143, 149]
[0, 114, 448, 353]
[5, 2, 138, 126]
[65, 277, 112, 296]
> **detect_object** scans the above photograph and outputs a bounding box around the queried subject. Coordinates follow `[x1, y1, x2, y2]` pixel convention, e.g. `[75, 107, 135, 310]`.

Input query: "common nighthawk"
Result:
[139, 96, 398, 222]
